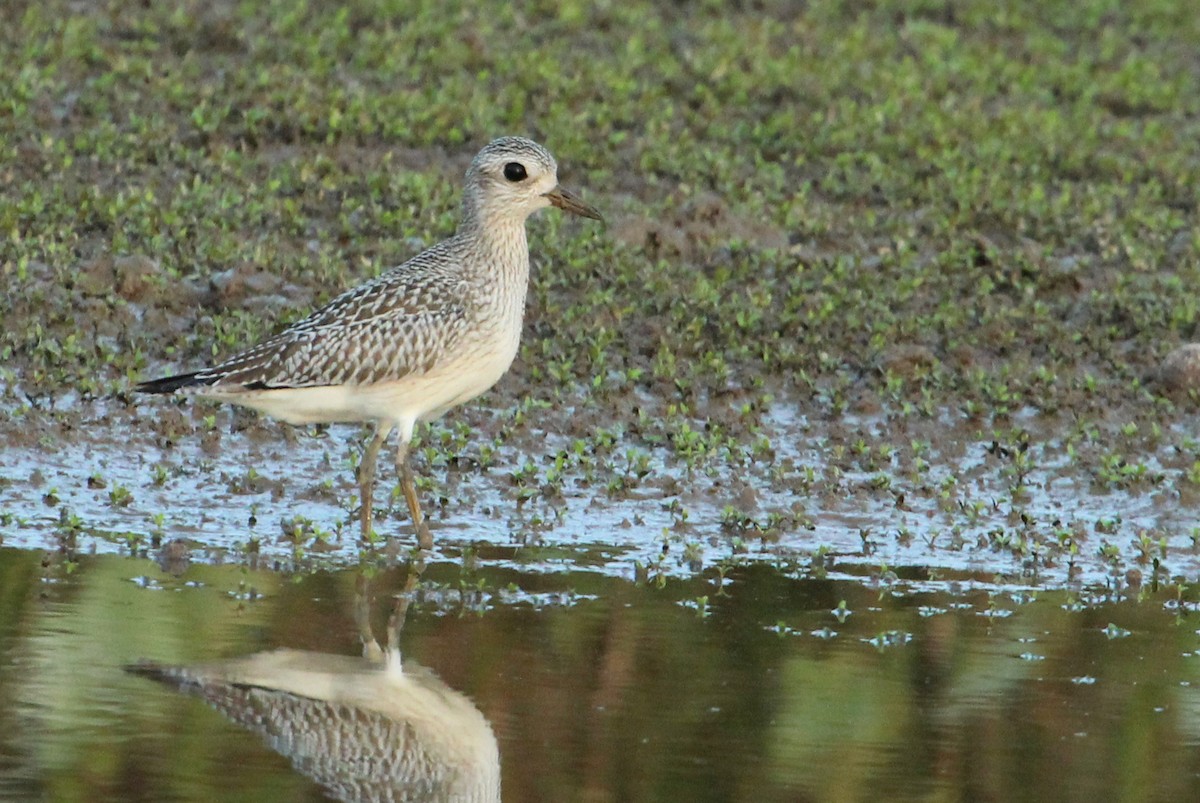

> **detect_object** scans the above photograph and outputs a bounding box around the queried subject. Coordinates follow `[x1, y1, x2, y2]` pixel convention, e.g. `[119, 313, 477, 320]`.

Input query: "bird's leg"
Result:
[395, 438, 433, 550]
[358, 425, 390, 539]
[354, 570, 384, 662]
[384, 558, 427, 671]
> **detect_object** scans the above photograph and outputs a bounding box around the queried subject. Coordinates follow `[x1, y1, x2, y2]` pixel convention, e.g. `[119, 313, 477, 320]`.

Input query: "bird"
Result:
[126, 565, 499, 801]
[136, 137, 602, 548]
[126, 649, 501, 801]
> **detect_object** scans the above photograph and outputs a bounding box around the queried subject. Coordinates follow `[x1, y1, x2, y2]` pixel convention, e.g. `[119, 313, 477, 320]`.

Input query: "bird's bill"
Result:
[544, 186, 603, 220]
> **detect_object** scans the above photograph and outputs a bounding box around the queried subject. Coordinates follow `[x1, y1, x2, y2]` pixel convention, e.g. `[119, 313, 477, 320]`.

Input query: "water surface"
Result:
[1, 546, 1198, 801]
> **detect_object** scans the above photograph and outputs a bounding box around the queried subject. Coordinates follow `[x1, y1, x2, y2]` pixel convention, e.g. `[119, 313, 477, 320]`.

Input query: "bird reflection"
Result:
[128, 563, 499, 803]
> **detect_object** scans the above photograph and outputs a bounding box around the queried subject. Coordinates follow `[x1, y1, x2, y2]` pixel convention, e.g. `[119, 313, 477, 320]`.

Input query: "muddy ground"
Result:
[2, 0, 1200, 594]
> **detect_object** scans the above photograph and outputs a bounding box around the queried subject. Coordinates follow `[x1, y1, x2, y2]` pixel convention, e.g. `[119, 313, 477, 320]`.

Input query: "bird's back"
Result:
[134, 230, 531, 426]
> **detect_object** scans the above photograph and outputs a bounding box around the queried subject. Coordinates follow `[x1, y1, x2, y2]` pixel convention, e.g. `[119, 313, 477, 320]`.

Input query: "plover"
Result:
[126, 568, 498, 799]
[136, 136, 601, 548]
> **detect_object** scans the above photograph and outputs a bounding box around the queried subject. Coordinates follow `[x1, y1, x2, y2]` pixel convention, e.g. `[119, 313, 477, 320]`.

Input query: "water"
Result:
[1, 546, 1198, 801]
[3, 400, 1196, 591]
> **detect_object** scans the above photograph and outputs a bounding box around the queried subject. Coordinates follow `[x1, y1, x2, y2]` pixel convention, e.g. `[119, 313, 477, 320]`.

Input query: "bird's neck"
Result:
[454, 212, 531, 336]
[457, 211, 530, 283]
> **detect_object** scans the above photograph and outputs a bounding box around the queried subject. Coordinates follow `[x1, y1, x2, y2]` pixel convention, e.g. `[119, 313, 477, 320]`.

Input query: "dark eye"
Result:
[503, 162, 527, 182]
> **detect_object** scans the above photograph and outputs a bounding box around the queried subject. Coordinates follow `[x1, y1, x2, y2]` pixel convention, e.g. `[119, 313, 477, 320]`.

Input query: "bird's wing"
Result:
[198, 264, 471, 389]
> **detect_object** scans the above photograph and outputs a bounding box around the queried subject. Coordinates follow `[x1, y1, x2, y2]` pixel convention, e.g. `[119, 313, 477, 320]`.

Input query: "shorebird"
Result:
[136, 137, 601, 548]
[127, 568, 498, 801]
[129, 649, 500, 802]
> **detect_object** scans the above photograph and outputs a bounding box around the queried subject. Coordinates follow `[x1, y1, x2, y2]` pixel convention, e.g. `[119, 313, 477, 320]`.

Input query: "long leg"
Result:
[358, 423, 392, 538]
[353, 570, 383, 662]
[395, 437, 433, 550]
[384, 558, 427, 671]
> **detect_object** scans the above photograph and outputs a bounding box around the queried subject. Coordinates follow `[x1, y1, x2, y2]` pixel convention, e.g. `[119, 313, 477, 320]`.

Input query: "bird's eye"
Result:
[503, 162, 528, 182]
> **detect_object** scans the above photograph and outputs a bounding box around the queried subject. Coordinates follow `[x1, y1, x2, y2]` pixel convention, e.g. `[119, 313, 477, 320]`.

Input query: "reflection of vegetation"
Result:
[0, 549, 300, 800]
[2, 553, 1200, 799]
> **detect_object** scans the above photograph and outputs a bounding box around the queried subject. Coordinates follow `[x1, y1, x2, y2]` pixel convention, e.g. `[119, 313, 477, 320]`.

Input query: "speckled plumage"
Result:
[127, 649, 501, 803]
[137, 137, 601, 544]
[199, 246, 473, 391]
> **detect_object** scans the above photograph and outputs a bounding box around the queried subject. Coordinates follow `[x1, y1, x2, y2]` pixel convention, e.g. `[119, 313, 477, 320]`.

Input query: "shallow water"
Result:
[2, 546, 1199, 802]
[2, 398, 1196, 591]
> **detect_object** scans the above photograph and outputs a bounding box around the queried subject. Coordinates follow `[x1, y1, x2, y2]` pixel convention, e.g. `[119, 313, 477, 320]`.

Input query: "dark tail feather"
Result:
[124, 660, 211, 696]
[134, 371, 208, 394]
[123, 657, 174, 681]
[124, 659, 187, 686]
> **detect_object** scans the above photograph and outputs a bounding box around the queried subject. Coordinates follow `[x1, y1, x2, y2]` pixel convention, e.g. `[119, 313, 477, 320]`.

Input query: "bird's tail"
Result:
[134, 372, 207, 394]
[124, 659, 181, 683]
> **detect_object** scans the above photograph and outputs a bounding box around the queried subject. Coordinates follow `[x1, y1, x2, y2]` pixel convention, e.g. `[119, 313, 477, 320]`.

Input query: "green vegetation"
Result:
[0, 0, 1198, 583]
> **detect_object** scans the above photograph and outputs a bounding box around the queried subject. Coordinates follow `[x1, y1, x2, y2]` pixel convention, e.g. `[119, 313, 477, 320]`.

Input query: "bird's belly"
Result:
[418, 341, 516, 422]
[205, 338, 518, 427]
